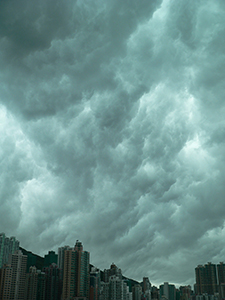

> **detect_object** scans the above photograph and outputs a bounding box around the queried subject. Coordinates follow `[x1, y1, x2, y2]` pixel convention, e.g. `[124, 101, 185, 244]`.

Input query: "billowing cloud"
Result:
[0, 0, 225, 287]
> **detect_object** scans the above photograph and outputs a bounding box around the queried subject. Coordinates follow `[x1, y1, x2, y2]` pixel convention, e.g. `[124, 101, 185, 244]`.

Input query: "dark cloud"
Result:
[0, 0, 225, 288]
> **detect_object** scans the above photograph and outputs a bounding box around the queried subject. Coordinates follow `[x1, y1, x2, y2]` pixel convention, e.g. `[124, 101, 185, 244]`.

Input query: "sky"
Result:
[1, 0, 225, 287]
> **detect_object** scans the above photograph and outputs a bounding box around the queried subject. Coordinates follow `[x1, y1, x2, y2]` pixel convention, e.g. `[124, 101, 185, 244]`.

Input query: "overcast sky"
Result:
[1, 0, 225, 287]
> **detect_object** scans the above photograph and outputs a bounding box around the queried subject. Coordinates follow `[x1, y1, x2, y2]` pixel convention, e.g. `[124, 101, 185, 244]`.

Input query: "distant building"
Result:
[0, 233, 19, 268]
[100, 275, 129, 300]
[159, 282, 176, 300]
[195, 261, 225, 297]
[100, 263, 130, 300]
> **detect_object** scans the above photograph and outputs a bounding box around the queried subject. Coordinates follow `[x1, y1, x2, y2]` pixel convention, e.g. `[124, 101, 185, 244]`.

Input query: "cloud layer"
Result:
[1, 0, 225, 286]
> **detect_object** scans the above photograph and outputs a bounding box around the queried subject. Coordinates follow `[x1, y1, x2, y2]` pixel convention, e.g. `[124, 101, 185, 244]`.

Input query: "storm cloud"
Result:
[1, 0, 225, 286]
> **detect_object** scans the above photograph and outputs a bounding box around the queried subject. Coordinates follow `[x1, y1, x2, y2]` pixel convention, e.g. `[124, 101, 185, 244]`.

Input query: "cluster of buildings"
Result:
[0, 233, 225, 300]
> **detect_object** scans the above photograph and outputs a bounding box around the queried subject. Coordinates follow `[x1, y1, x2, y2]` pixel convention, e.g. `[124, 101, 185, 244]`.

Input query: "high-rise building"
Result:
[62, 248, 75, 299]
[195, 262, 225, 296]
[0, 233, 19, 268]
[195, 263, 218, 295]
[9, 250, 27, 300]
[62, 240, 90, 300]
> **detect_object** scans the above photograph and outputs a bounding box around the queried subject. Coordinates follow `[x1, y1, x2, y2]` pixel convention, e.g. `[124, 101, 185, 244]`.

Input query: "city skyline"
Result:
[3, 232, 225, 290]
[1, 0, 225, 288]
[1, 235, 197, 300]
